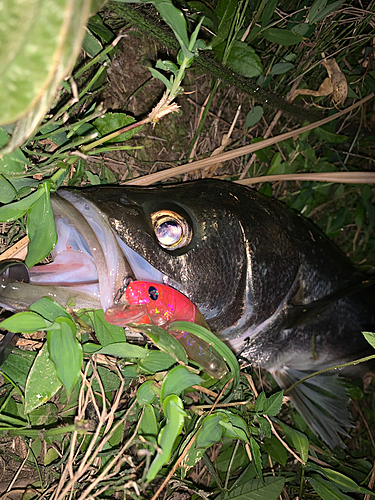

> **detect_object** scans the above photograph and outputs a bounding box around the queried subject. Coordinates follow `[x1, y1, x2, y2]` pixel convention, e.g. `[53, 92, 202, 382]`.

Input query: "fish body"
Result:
[1, 179, 374, 447]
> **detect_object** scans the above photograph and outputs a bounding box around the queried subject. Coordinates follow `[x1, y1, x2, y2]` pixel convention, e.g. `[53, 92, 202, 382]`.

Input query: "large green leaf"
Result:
[0, 174, 17, 203]
[308, 475, 354, 500]
[91, 309, 126, 345]
[0, 0, 93, 153]
[94, 342, 148, 358]
[0, 311, 52, 333]
[222, 476, 285, 499]
[0, 188, 43, 222]
[363, 331, 375, 350]
[93, 113, 142, 142]
[227, 41, 263, 78]
[263, 28, 304, 46]
[24, 344, 62, 413]
[0, 129, 30, 176]
[26, 183, 57, 268]
[47, 317, 82, 394]
[146, 395, 186, 481]
[0, 349, 36, 388]
[160, 365, 203, 402]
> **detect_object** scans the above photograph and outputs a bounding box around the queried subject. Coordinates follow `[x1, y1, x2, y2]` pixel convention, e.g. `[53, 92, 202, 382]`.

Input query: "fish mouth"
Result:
[1, 189, 164, 312]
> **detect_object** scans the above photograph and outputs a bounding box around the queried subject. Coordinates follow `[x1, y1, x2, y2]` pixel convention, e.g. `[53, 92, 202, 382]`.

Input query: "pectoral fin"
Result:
[272, 367, 352, 449]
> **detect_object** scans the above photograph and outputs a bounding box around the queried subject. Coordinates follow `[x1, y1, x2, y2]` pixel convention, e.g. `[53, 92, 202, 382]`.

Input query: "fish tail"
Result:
[271, 368, 353, 450]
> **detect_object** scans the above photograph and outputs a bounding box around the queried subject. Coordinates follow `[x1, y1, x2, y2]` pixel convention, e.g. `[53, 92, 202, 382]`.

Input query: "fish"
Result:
[0, 179, 374, 448]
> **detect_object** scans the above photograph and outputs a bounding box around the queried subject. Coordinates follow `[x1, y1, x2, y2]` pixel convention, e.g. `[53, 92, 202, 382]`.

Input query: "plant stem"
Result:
[107, 2, 322, 121]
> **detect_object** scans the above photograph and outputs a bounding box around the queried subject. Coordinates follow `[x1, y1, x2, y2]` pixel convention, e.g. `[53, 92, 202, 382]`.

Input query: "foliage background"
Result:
[0, 0, 375, 499]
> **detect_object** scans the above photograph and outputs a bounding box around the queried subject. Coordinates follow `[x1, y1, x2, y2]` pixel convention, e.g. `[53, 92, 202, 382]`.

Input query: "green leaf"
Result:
[25, 343, 62, 413]
[0, 349, 36, 388]
[212, 0, 237, 47]
[220, 420, 248, 442]
[47, 317, 82, 394]
[0, 174, 17, 202]
[92, 366, 121, 392]
[245, 106, 263, 128]
[139, 404, 159, 443]
[156, 59, 178, 75]
[355, 199, 365, 229]
[149, 67, 173, 91]
[292, 23, 310, 36]
[227, 41, 263, 78]
[262, 436, 287, 466]
[93, 113, 141, 142]
[263, 28, 304, 46]
[133, 324, 187, 364]
[223, 476, 285, 499]
[28, 402, 58, 426]
[160, 365, 203, 402]
[196, 413, 224, 448]
[308, 0, 327, 23]
[138, 350, 176, 374]
[95, 342, 148, 358]
[146, 394, 186, 481]
[254, 391, 266, 413]
[0, 188, 42, 222]
[251, 137, 271, 162]
[361, 184, 372, 202]
[0, 311, 52, 333]
[44, 447, 59, 466]
[308, 475, 354, 500]
[262, 391, 283, 416]
[182, 446, 206, 471]
[250, 437, 263, 480]
[30, 297, 73, 323]
[0, 0, 93, 152]
[275, 419, 309, 462]
[257, 416, 272, 439]
[308, 0, 344, 24]
[267, 152, 282, 175]
[153, 0, 191, 53]
[261, 0, 278, 27]
[25, 184, 57, 268]
[363, 331, 375, 350]
[307, 464, 375, 495]
[314, 127, 347, 143]
[137, 380, 159, 405]
[0, 129, 30, 175]
[92, 309, 126, 345]
[270, 62, 294, 75]
[82, 27, 109, 62]
[85, 171, 100, 185]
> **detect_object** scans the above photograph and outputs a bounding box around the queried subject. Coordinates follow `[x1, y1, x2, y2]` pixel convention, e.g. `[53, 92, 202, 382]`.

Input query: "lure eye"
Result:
[148, 286, 159, 300]
[151, 210, 192, 250]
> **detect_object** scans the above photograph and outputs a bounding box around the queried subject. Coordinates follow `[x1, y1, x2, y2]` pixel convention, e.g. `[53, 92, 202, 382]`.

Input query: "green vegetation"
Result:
[0, 0, 375, 498]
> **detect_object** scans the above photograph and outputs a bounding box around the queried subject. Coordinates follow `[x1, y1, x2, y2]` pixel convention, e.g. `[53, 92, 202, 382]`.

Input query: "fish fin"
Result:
[285, 276, 375, 329]
[272, 368, 353, 449]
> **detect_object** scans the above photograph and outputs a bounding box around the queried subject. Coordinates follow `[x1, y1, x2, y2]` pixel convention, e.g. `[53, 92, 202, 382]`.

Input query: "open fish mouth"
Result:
[0, 190, 164, 312]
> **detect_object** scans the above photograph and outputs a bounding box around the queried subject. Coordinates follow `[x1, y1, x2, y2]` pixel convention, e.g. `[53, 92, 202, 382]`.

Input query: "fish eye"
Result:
[151, 210, 192, 250]
[148, 286, 159, 300]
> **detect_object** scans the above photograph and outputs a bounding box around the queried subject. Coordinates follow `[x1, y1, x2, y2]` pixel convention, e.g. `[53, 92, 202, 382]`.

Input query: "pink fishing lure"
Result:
[105, 281, 228, 379]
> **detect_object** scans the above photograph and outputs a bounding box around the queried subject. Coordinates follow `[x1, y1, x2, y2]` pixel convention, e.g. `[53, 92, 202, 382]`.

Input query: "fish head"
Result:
[79, 181, 249, 334]
[1, 180, 300, 345]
